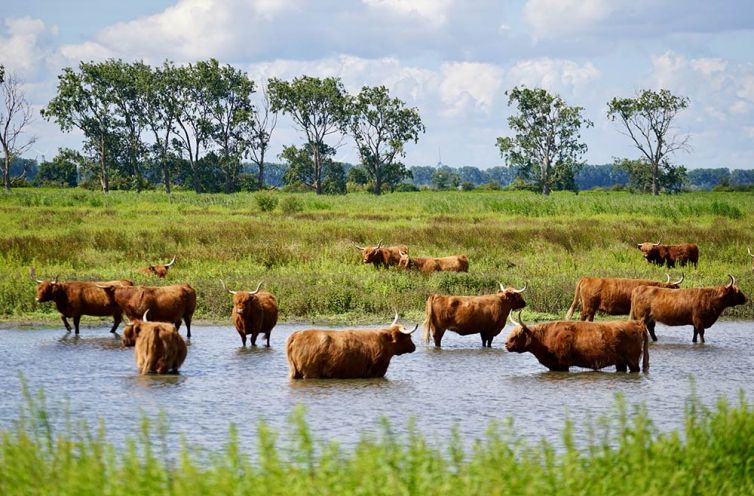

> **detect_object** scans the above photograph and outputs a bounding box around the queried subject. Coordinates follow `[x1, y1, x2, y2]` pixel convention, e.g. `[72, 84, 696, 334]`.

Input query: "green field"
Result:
[1, 188, 753, 325]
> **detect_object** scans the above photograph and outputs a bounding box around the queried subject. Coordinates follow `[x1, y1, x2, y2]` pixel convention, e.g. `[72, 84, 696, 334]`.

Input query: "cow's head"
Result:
[386, 312, 418, 355]
[222, 280, 262, 315]
[663, 273, 685, 288]
[498, 282, 527, 310]
[30, 267, 61, 302]
[398, 251, 410, 269]
[505, 311, 532, 352]
[122, 309, 150, 347]
[637, 241, 662, 262]
[721, 275, 748, 307]
[142, 256, 176, 278]
[355, 240, 384, 265]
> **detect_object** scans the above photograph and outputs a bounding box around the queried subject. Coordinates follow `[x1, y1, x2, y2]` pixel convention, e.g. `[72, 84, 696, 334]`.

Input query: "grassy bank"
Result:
[1, 387, 753, 495]
[1, 188, 753, 324]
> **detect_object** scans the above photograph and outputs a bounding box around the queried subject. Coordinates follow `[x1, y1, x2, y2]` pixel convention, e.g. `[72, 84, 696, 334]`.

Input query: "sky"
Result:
[2, 0, 754, 169]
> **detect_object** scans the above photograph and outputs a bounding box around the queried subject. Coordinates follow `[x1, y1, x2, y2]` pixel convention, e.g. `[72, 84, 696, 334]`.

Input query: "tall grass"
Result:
[2, 188, 753, 323]
[1, 385, 753, 495]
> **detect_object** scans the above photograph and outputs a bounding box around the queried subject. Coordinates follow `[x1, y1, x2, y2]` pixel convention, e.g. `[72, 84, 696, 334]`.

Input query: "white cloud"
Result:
[0, 17, 59, 79]
[438, 62, 503, 115]
[523, 0, 614, 39]
[362, 0, 454, 26]
[507, 58, 600, 93]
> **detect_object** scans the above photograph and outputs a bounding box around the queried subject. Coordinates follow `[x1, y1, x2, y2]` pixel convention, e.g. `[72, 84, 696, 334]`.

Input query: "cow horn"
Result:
[665, 273, 671, 283]
[727, 274, 736, 287]
[748, 247, 754, 258]
[673, 273, 684, 285]
[376, 240, 383, 249]
[142, 309, 149, 322]
[250, 281, 263, 295]
[221, 280, 237, 295]
[399, 251, 407, 257]
[653, 241, 661, 246]
[352, 241, 365, 251]
[391, 310, 399, 327]
[401, 324, 419, 335]
[30, 267, 43, 284]
[165, 256, 176, 267]
[513, 282, 527, 293]
[508, 311, 524, 328]
[499, 282, 505, 292]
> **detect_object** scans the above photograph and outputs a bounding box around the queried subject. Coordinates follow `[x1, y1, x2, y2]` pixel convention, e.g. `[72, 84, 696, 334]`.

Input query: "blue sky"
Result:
[3, 0, 754, 169]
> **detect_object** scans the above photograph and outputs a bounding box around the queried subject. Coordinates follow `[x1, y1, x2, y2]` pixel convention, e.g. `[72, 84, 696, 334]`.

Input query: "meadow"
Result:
[1, 188, 753, 325]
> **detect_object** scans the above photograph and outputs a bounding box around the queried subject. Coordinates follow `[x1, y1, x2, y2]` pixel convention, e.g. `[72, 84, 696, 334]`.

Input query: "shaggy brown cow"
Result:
[565, 274, 684, 321]
[140, 256, 176, 278]
[122, 310, 187, 374]
[286, 313, 418, 379]
[423, 283, 527, 347]
[31, 267, 133, 334]
[629, 274, 747, 343]
[505, 312, 649, 373]
[222, 280, 278, 347]
[353, 241, 408, 268]
[398, 251, 469, 273]
[98, 283, 196, 338]
[637, 241, 699, 268]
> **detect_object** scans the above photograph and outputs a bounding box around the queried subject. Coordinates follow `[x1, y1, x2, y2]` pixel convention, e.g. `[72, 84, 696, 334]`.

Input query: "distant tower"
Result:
[437, 146, 443, 167]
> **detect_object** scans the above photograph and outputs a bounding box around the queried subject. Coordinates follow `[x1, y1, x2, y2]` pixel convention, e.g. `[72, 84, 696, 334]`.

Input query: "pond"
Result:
[0, 321, 752, 453]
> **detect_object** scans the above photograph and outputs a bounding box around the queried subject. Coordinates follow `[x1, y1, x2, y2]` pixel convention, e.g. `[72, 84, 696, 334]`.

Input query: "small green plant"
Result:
[255, 192, 279, 212]
[280, 196, 304, 215]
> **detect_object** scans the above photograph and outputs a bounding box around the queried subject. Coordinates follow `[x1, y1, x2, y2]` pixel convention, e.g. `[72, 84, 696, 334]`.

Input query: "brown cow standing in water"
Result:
[630, 274, 748, 343]
[505, 312, 649, 373]
[122, 310, 187, 374]
[286, 313, 418, 379]
[140, 256, 177, 278]
[637, 242, 699, 268]
[98, 283, 196, 338]
[31, 267, 133, 334]
[398, 251, 469, 273]
[222, 280, 278, 347]
[353, 241, 408, 268]
[423, 283, 527, 347]
[565, 274, 684, 321]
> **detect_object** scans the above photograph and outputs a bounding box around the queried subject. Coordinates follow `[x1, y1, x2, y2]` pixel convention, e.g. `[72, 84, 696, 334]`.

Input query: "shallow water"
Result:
[0, 321, 752, 453]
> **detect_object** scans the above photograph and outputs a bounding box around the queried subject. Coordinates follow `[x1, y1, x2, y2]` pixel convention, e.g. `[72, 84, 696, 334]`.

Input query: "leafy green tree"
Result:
[348, 86, 424, 194]
[268, 76, 349, 194]
[431, 169, 460, 190]
[347, 166, 368, 185]
[245, 84, 278, 188]
[36, 148, 80, 187]
[1, 70, 36, 191]
[615, 157, 687, 194]
[409, 165, 434, 186]
[497, 86, 592, 195]
[281, 143, 345, 194]
[143, 61, 182, 193]
[607, 89, 690, 196]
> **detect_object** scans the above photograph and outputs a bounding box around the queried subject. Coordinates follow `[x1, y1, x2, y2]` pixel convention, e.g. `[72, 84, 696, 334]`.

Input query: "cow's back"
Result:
[287, 329, 388, 379]
[65, 282, 121, 317]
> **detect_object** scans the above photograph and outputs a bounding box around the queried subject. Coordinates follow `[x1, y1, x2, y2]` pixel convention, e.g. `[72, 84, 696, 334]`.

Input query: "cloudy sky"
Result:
[3, 0, 754, 169]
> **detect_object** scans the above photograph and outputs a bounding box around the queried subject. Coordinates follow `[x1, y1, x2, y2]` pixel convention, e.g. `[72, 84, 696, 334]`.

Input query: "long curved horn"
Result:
[727, 274, 736, 287]
[352, 241, 365, 251]
[30, 267, 43, 284]
[142, 309, 149, 322]
[391, 310, 399, 327]
[513, 282, 527, 293]
[748, 247, 754, 258]
[376, 240, 383, 249]
[165, 256, 176, 267]
[221, 280, 237, 295]
[665, 273, 671, 283]
[673, 273, 684, 285]
[499, 282, 506, 292]
[401, 324, 419, 335]
[249, 281, 263, 295]
[653, 240, 661, 246]
[508, 310, 524, 327]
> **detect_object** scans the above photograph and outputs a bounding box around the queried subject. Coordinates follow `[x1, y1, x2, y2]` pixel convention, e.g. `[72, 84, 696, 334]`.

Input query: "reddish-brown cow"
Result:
[286, 314, 418, 379]
[565, 274, 684, 321]
[398, 251, 469, 273]
[32, 267, 133, 334]
[505, 312, 649, 373]
[122, 310, 187, 374]
[354, 241, 408, 268]
[423, 283, 527, 347]
[637, 241, 699, 268]
[629, 274, 747, 343]
[98, 283, 196, 338]
[140, 256, 176, 278]
[222, 280, 278, 347]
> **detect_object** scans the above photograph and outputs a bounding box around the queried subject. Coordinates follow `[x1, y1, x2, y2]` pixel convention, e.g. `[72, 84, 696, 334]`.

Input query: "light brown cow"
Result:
[637, 242, 699, 268]
[31, 267, 133, 334]
[140, 256, 176, 278]
[398, 251, 469, 273]
[565, 274, 684, 321]
[98, 283, 196, 338]
[122, 310, 187, 374]
[505, 312, 649, 373]
[353, 241, 408, 268]
[222, 280, 278, 347]
[423, 283, 527, 347]
[286, 313, 418, 379]
[629, 275, 748, 343]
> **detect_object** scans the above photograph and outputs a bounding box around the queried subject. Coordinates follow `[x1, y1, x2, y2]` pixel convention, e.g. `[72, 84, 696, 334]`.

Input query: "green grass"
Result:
[1, 385, 753, 495]
[1, 188, 753, 324]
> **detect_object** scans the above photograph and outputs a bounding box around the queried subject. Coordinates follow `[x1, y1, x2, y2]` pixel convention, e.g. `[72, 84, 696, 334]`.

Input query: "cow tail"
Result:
[642, 328, 649, 373]
[565, 281, 581, 320]
[422, 295, 435, 345]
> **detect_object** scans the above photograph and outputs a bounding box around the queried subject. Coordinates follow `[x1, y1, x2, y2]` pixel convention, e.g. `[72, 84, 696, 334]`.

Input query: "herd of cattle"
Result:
[29, 242, 752, 378]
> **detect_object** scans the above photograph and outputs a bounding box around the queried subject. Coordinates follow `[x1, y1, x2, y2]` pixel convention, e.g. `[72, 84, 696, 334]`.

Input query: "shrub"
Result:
[280, 196, 304, 215]
[461, 181, 476, 191]
[255, 192, 279, 212]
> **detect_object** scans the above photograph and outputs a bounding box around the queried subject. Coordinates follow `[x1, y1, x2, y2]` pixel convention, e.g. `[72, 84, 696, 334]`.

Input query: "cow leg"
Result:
[61, 315, 72, 332]
[109, 313, 122, 333]
[693, 324, 705, 344]
[480, 333, 490, 348]
[73, 315, 81, 335]
[646, 321, 658, 342]
[616, 363, 627, 372]
[433, 329, 445, 348]
[250, 333, 258, 347]
[265, 333, 271, 347]
[184, 316, 192, 339]
[240, 333, 247, 347]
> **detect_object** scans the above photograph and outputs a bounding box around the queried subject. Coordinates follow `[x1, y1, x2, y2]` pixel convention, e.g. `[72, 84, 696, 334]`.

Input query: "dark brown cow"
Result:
[505, 312, 649, 373]
[565, 274, 684, 321]
[423, 283, 527, 347]
[629, 275, 747, 343]
[140, 256, 176, 278]
[354, 241, 408, 268]
[122, 310, 187, 374]
[31, 267, 133, 334]
[98, 283, 196, 339]
[637, 241, 699, 268]
[286, 313, 418, 379]
[222, 280, 278, 347]
[398, 252, 469, 273]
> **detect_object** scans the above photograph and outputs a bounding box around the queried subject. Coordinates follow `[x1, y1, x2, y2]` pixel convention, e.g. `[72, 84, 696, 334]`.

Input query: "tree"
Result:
[1, 70, 37, 191]
[496, 86, 592, 195]
[615, 157, 687, 194]
[245, 84, 278, 188]
[431, 169, 460, 190]
[281, 143, 345, 194]
[348, 86, 424, 194]
[143, 61, 182, 193]
[36, 148, 80, 187]
[268, 76, 349, 194]
[347, 166, 368, 185]
[607, 89, 690, 196]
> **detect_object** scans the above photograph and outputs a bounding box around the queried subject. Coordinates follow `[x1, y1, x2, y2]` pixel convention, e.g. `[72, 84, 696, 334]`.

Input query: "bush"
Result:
[255, 192, 279, 212]
[280, 196, 304, 215]
[461, 181, 476, 191]
[478, 181, 501, 191]
[393, 183, 419, 192]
